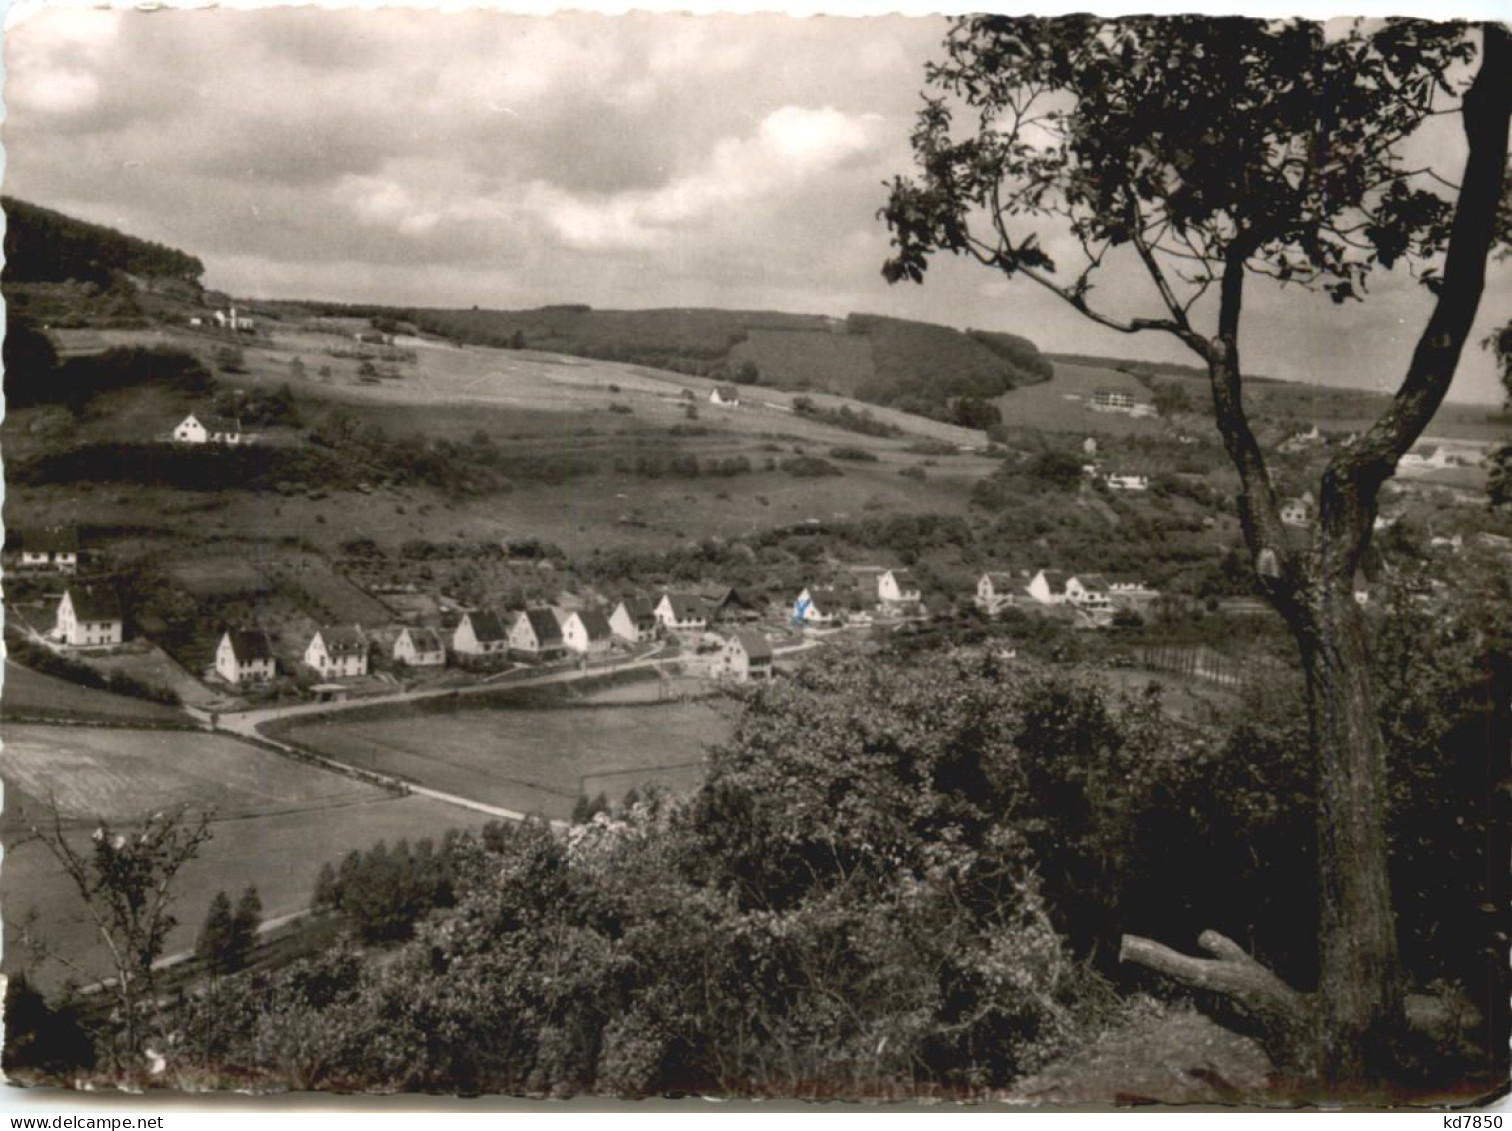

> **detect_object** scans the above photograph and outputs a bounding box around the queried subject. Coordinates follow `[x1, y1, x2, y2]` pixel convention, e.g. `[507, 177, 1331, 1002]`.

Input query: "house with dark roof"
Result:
[562, 609, 614, 655]
[20, 526, 79, 574]
[720, 630, 775, 682]
[709, 385, 741, 408]
[698, 585, 757, 623]
[510, 608, 566, 660]
[1065, 573, 1112, 610]
[55, 587, 124, 647]
[394, 626, 446, 667]
[610, 597, 659, 643]
[1027, 569, 1072, 606]
[305, 626, 368, 679]
[173, 411, 243, 445]
[975, 571, 1019, 615]
[878, 568, 921, 607]
[453, 610, 509, 656]
[216, 628, 276, 684]
[655, 592, 709, 633]
[794, 586, 837, 627]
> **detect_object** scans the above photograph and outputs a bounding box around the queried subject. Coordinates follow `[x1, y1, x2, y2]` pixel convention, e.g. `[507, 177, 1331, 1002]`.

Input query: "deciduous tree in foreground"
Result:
[882, 17, 1511, 1092]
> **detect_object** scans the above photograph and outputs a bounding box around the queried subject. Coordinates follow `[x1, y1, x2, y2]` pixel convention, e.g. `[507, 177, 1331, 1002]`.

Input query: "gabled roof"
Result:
[29, 526, 79, 553]
[981, 571, 1016, 586]
[574, 609, 613, 641]
[1037, 569, 1069, 592]
[1075, 573, 1110, 594]
[401, 626, 445, 653]
[315, 625, 366, 655]
[522, 607, 563, 644]
[617, 597, 657, 623]
[65, 587, 123, 622]
[698, 585, 750, 610]
[464, 610, 508, 643]
[713, 384, 740, 400]
[661, 593, 708, 621]
[224, 628, 274, 662]
[729, 630, 773, 660]
[184, 410, 242, 433]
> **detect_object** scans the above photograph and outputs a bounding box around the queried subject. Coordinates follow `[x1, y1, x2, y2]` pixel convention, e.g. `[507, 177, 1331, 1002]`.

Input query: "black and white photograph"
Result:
[1, 2, 1509, 1109]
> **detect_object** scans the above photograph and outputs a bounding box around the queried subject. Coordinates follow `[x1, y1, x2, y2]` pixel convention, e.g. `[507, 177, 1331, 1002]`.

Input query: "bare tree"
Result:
[26, 803, 213, 1074]
[881, 17, 1511, 1089]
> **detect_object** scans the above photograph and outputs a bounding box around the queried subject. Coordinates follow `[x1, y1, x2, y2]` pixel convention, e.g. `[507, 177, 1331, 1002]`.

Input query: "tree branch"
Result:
[1328, 23, 1512, 565]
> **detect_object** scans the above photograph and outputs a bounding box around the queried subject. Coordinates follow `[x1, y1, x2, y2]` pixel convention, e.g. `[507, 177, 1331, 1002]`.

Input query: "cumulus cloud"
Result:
[2, 7, 1506, 402]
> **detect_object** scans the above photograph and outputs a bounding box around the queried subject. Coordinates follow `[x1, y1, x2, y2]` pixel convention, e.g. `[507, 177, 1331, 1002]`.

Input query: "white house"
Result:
[562, 609, 614, 655]
[1064, 574, 1112, 610]
[793, 587, 837, 627]
[452, 610, 509, 657]
[55, 588, 124, 648]
[173, 412, 243, 445]
[393, 626, 446, 667]
[216, 629, 276, 685]
[1399, 445, 1454, 472]
[1026, 569, 1071, 606]
[719, 630, 775, 682]
[655, 592, 709, 633]
[610, 598, 658, 643]
[213, 306, 255, 333]
[21, 527, 79, 574]
[305, 626, 368, 679]
[877, 568, 921, 607]
[1105, 474, 1150, 492]
[709, 385, 741, 408]
[510, 608, 566, 659]
[1090, 389, 1136, 413]
[975, 572, 1019, 615]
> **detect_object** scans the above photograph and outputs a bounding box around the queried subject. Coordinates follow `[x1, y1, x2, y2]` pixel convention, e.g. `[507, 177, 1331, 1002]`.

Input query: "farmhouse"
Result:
[699, 586, 758, 624]
[55, 587, 125, 648]
[510, 608, 566, 660]
[793, 587, 837, 627]
[452, 610, 509, 656]
[1065, 574, 1112, 610]
[720, 630, 775, 682]
[562, 609, 614, 655]
[1026, 569, 1070, 606]
[655, 592, 710, 633]
[173, 411, 243, 445]
[1109, 580, 1161, 612]
[393, 626, 446, 667]
[304, 626, 368, 680]
[610, 597, 658, 643]
[1105, 474, 1150, 492]
[213, 307, 254, 332]
[877, 568, 921, 608]
[20, 526, 79, 574]
[975, 572, 1019, 615]
[216, 628, 276, 685]
[709, 385, 741, 408]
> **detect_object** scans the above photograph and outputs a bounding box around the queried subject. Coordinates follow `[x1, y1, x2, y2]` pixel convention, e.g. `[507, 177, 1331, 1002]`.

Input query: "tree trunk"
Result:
[1294, 571, 1404, 1090]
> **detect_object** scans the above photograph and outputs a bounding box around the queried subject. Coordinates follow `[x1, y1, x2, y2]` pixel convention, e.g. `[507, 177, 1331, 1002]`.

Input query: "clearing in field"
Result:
[274, 694, 733, 820]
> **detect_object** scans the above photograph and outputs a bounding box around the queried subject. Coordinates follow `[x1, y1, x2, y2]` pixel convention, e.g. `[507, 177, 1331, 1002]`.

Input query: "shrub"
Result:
[828, 446, 879, 462]
[781, 455, 843, 478]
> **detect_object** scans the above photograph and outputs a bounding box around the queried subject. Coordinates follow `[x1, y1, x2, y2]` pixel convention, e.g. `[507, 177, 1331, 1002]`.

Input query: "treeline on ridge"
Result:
[3, 197, 205, 286]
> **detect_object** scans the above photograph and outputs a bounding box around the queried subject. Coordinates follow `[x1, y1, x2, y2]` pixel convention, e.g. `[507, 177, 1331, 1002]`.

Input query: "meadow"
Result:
[1, 723, 481, 991]
[1, 661, 188, 726]
[271, 694, 733, 820]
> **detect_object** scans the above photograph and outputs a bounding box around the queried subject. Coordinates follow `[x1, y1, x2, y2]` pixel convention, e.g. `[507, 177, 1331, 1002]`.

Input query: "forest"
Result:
[2, 196, 205, 286]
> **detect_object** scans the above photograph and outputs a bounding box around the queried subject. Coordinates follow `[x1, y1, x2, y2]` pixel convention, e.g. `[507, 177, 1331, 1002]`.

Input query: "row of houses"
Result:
[975, 570, 1161, 619]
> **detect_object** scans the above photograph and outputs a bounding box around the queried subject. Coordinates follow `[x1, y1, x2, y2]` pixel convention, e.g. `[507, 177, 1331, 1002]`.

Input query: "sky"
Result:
[4, 5, 1509, 404]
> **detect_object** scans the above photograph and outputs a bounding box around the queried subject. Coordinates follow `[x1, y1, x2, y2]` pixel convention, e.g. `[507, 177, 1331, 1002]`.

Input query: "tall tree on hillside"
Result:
[881, 17, 1511, 1091]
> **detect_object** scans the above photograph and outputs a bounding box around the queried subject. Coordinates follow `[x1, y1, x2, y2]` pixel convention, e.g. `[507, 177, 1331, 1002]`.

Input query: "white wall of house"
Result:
[394, 629, 445, 666]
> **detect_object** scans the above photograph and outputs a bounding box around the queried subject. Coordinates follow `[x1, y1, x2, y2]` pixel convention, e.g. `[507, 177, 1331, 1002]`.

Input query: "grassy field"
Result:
[1, 661, 189, 725]
[996, 362, 1168, 436]
[273, 694, 733, 820]
[1, 723, 482, 991]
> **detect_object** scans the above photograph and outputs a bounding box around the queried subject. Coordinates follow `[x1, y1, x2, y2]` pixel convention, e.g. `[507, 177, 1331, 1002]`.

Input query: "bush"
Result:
[900, 464, 927, 480]
[828, 446, 879, 462]
[781, 455, 843, 478]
